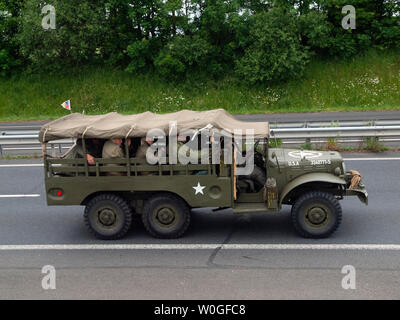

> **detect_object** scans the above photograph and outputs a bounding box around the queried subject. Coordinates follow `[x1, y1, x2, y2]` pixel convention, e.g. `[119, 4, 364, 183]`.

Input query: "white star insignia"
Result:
[193, 182, 206, 195]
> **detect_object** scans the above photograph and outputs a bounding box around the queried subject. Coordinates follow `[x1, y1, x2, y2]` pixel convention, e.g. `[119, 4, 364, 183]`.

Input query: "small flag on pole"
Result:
[61, 100, 71, 111]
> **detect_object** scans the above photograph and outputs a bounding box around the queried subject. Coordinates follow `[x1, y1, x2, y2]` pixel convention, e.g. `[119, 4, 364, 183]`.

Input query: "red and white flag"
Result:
[61, 100, 71, 111]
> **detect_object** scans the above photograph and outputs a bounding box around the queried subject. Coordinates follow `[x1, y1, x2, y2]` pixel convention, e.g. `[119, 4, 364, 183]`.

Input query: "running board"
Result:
[233, 203, 269, 214]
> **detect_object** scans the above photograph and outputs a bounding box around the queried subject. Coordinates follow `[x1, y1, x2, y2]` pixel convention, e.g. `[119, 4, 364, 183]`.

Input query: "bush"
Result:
[235, 8, 309, 84]
[0, 48, 20, 76]
[154, 53, 186, 81]
[269, 138, 283, 148]
[154, 35, 213, 81]
[363, 136, 387, 152]
[298, 11, 332, 53]
[125, 39, 156, 73]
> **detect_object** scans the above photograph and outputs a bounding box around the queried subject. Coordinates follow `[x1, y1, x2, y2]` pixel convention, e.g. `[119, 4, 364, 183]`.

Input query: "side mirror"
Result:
[271, 151, 277, 159]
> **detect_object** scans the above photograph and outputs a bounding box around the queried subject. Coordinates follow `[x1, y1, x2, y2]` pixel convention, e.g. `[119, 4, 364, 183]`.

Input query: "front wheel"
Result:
[291, 191, 342, 239]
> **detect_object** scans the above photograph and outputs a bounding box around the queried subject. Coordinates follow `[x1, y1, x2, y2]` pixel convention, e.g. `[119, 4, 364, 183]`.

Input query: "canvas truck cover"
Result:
[39, 109, 269, 142]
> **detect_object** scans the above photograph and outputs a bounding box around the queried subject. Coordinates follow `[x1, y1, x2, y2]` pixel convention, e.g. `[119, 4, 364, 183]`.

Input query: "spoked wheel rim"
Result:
[96, 206, 118, 229]
[303, 203, 331, 229]
[152, 205, 179, 229]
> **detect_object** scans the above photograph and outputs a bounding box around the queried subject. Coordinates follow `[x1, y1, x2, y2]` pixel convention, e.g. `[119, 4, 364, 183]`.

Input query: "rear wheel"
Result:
[142, 193, 190, 239]
[291, 191, 342, 238]
[84, 194, 132, 240]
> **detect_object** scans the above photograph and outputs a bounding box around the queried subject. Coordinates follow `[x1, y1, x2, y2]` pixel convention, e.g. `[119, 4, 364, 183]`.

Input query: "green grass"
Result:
[0, 154, 42, 160]
[1, 49, 400, 121]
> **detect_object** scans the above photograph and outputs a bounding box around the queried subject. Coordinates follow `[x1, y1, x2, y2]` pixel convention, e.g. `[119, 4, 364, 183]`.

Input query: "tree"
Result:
[1, 0, 399, 82]
[318, 0, 400, 56]
[0, 0, 23, 76]
[235, 7, 309, 84]
[18, 0, 110, 72]
[154, 35, 212, 80]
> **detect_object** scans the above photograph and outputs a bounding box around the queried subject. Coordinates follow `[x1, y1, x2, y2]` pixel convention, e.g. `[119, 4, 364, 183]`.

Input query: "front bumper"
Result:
[344, 171, 368, 205]
[345, 183, 368, 205]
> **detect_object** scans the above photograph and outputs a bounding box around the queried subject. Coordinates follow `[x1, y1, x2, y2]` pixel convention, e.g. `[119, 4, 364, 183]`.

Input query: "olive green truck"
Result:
[39, 109, 368, 240]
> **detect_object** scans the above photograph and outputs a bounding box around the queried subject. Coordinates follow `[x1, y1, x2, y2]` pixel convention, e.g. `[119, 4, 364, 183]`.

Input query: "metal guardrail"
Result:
[270, 125, 400, 139]
[0, 134, 40, 145]
[269, 120, 400, 129]
[2, 120, 400, 133]
[0, 134, 74, 156]
[1, 121, 400, 156]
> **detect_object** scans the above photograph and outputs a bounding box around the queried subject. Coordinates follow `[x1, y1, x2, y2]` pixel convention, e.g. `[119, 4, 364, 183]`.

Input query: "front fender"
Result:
[279, 172, 346, 206]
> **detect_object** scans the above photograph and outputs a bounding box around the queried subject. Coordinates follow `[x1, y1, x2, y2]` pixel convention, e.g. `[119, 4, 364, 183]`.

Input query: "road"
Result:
[0, 153, 399, 299]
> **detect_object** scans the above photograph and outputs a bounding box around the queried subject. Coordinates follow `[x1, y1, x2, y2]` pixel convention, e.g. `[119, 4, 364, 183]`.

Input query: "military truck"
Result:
[39, 109, 368, 240]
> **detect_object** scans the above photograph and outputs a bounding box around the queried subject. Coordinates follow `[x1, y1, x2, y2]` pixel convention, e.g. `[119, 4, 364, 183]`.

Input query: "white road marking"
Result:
[0, 194, 40, 198]
[0, 164, 43, 167]
[0, 244, 400, 251]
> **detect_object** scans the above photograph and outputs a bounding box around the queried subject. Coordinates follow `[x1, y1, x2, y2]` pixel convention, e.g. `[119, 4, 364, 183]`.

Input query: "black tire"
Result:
[142, 193, 190, 239]
[291, 191, 342, 239]
[84, 193, 132, 240]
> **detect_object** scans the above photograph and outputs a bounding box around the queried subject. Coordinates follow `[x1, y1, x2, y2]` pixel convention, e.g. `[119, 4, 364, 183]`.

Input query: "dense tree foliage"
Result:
[0, 0, 399, 83]
[0, 0, 23, 75]
[18, 0, 109, 72]
[236, 7, 309, 84]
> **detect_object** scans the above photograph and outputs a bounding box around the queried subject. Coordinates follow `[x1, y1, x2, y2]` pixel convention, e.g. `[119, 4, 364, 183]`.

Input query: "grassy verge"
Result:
[0, 154, 42, 160]
[1, 50, 399, 121]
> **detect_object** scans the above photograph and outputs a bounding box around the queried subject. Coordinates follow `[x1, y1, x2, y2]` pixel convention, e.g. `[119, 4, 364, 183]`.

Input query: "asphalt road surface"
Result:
[0, 153, 399, 300]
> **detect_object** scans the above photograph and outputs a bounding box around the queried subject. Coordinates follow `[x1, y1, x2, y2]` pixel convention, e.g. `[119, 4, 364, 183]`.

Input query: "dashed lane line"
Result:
[0, 194, 40, 198]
